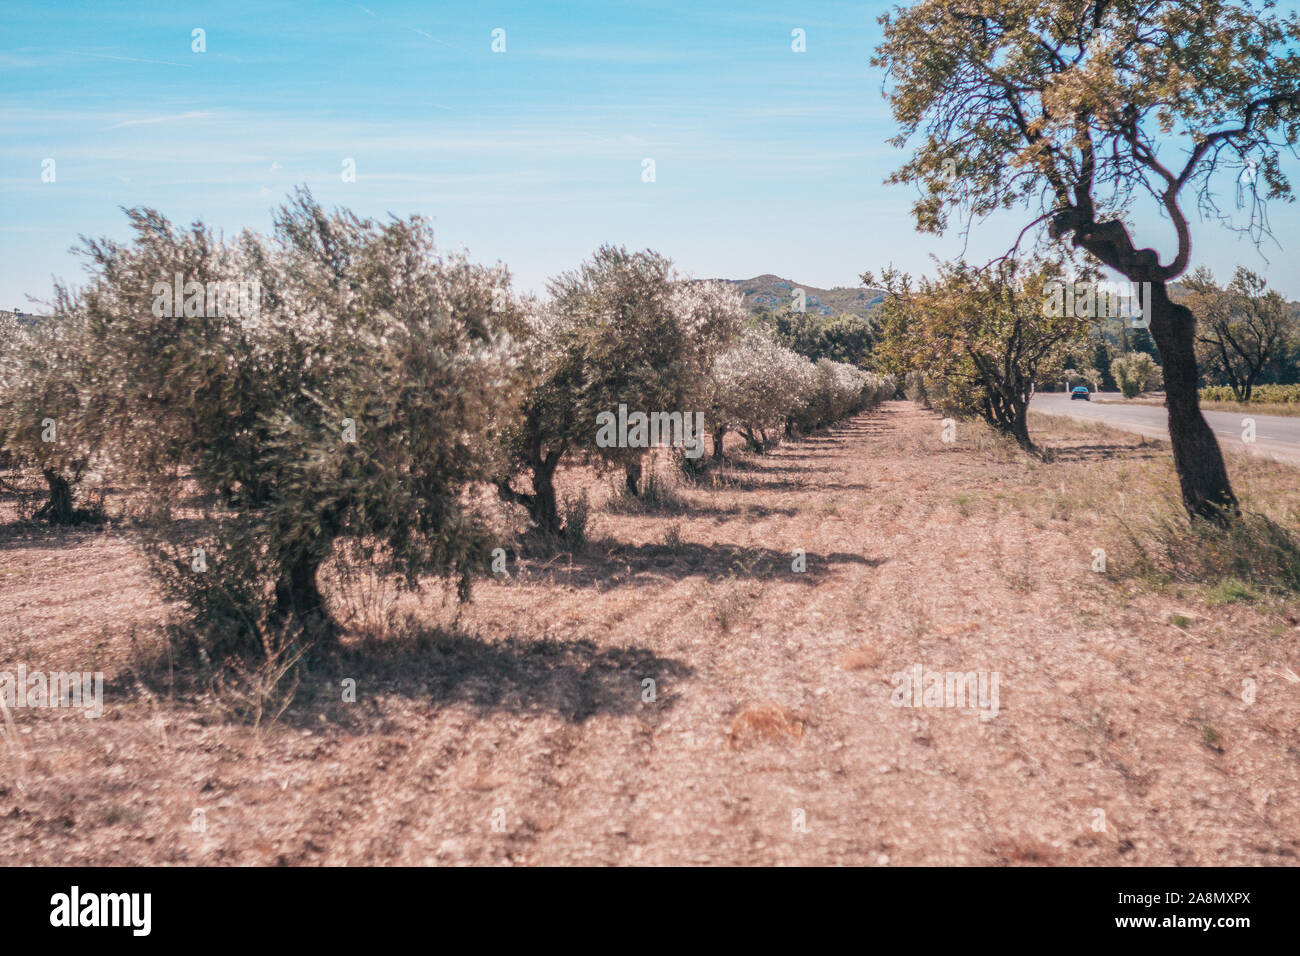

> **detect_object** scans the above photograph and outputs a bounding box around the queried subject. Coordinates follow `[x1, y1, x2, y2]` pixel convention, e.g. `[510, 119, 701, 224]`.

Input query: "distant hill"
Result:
[710, 276, 1298, 323]
[712, 275, 886, 319]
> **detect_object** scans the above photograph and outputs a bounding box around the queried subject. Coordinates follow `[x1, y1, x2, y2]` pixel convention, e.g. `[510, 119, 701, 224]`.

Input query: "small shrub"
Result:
[561, 489, 591, 547]
[710, 582, 748, 633]
[662, 522, 684, 552]
[673, 446, 711, 481]
[607, 464, 683, 514]
[1111, 353, 1159, 398]
[211, 629, 310, 734]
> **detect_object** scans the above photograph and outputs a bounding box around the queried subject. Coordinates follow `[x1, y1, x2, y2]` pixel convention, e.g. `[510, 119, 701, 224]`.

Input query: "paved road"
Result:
[1030, 391, 1300, 465]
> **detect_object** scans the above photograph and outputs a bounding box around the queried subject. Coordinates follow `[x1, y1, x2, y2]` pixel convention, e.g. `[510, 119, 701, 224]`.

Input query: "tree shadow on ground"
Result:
[718, 476, 873, 493]
[521, 540, 885, 590]
[314, 631, 695, 725]
[793, 435, 850, 447]
[602, 492, 803, 520]
[712, 454, 775, 472]
[118, 626, 696, 728]
[0, 477, 225, 550]
[1040, 442, 1163, 463]
[668, 501, 804, 519]
[828, 418, 895, 436]
[0, 523, 111, 551]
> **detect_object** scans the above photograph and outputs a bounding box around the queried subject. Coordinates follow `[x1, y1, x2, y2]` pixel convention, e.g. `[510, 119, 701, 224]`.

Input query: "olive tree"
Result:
[77, 190, 523, 649]
[790, 359, 880, 432]
[498, 253, 744, 534]
[494, 299, 587, 535]
[71, 208, 273, 494]
[0, 295, 96, 523]
[542, 247, 743, 498]
[706, 327, 814, 455]
[874, 0, 1300, 519]
[1111, 351, 1159, 398]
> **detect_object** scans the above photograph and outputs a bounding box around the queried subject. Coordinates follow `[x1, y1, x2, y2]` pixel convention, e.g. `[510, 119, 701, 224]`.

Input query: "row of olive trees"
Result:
[703, 327, 894, 459]
[0, 192, 891, 652]
[495, 245, 743, 532]
[496, 251, 894, 536]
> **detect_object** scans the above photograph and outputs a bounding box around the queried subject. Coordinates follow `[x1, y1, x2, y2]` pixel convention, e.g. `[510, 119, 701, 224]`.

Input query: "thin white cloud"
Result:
[0, 51, 53, 68]
[110, 111, 214, 128]
[525, 45, 692, 64]
[60, 50, 191, 68]
[412, 29, 453, 47]
[338, 0, 377, 17]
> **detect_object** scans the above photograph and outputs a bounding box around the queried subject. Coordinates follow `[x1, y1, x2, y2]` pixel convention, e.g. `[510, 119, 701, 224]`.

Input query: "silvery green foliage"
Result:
[790, 358, 892, 432]
[814, 359, 858, 423]
[500, 247, 746, 528]
[707, 327, 815, 449]
[493, 297, 583, 533]
[73, 208, 271, 484]
[0, 287, 96, 522]
[1111, 352, 1160, 399]
[704, 327, 894, 453]
[551, 248, 742, 464]
[861, 371, 897, 406]
[78, 189, 524, 649]
[0, 310, 18, 352]
[668, 278, 750, 375]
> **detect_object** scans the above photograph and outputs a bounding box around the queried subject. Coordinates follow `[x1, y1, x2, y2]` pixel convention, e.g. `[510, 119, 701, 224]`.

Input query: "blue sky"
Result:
[2, 0, 1299, 312]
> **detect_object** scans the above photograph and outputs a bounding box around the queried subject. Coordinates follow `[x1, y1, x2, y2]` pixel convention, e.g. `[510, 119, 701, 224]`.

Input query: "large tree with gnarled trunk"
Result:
[873, 0, 1300, 519]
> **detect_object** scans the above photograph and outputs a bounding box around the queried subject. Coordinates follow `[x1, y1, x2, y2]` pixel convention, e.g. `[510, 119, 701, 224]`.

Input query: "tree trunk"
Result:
[530, 455, 562, 535]
[712, 426, 727, 462]
[274, 550, 331, 637]
[1050, 207, 1239, 520]
[1147, 283, 1239, 521]
[36, 469, 74, 524]
[624, 460, 642, 497]
[1009, 398, 1032, 450]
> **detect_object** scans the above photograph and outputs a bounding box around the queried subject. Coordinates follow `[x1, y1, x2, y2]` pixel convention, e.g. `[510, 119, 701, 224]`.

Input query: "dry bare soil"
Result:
[2, 401, 1298, 865]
